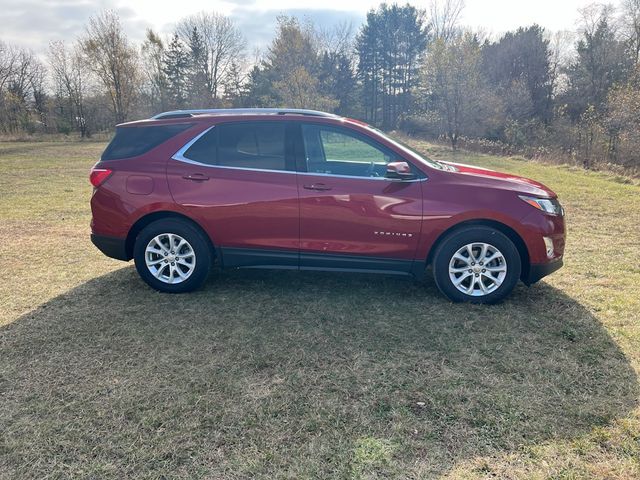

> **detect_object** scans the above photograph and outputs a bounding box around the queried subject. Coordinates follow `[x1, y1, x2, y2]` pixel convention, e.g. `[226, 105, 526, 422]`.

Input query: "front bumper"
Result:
[91, 234, 130, 261]
[523, 258, 563, 285]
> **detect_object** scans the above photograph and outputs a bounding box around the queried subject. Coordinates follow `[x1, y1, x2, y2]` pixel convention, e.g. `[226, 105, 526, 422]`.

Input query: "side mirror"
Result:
[385, 161, 415, 180]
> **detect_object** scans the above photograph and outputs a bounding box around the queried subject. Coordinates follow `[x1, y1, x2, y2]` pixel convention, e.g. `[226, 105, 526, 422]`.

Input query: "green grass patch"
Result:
[1, 139, 639, 478]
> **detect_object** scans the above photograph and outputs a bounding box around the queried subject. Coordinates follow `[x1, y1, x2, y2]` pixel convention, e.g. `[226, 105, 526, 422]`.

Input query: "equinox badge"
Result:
[374, 231, 414, 237]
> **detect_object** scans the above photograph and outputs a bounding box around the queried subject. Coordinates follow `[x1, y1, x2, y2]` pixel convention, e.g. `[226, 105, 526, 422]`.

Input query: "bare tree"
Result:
[48, 41, 89, 136]
[8, 49, 39, 103]
[176, 12, 245, 104]
[141, 29, 169, 113]
[423, 32, 499, 149]
[577, 3, 616, 37]
[0, 41, 19, 92]
[29, 60, 48, 128]
[548, 30, 576, 96]
[0, 44, 45, 132]
[318, 21, 355, 56]
[621, 0, 640, 65]
[80, 10, 140, 123]
[429, 0, 465, 41]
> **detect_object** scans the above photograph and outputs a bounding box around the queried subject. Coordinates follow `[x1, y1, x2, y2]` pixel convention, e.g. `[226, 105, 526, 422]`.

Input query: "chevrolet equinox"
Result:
[90, 108, 565, 303]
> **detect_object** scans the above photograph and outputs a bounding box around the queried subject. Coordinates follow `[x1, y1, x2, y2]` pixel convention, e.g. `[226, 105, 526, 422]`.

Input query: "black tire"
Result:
[133, 218, 212, 293]
[432, 226, 521, 304]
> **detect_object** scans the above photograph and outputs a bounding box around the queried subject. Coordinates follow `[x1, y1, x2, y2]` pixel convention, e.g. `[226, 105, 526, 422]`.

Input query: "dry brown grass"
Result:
[1, 140, 639, 479]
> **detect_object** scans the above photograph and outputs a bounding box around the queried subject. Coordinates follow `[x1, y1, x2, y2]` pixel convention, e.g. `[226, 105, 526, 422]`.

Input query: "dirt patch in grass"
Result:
[1, 140, 639, 478]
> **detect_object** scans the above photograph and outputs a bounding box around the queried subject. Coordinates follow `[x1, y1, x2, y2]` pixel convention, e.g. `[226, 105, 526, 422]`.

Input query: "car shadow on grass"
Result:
[1, 266, 637, 478]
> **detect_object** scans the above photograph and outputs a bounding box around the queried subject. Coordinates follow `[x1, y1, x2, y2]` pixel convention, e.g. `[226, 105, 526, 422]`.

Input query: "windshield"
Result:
[368, 127, 447, 170]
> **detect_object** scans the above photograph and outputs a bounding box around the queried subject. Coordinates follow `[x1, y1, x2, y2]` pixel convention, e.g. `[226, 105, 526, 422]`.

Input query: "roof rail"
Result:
[152, 108, 338, 120]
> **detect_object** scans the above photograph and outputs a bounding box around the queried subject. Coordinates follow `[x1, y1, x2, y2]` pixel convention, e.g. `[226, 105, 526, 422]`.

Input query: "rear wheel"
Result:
[432, 226, 521, 304]
[133, 219, 212, 293]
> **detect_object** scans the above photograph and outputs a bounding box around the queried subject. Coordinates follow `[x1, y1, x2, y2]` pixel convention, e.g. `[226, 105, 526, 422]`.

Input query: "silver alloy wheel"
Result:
[448, 242, 507, 297]
[145, 233, 196, 284]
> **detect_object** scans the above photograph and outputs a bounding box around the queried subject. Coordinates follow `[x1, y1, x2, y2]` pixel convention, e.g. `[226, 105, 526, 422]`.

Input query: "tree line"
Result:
[0, 1, 639, 171]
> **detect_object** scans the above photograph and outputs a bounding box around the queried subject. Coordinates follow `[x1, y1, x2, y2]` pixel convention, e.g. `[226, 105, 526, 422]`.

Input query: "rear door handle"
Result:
[303, 183, 332, 191]
[182, 173, 210, 182]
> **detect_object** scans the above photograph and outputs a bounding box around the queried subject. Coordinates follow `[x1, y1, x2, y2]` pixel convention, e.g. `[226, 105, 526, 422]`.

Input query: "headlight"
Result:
[519, 195, 564, 216]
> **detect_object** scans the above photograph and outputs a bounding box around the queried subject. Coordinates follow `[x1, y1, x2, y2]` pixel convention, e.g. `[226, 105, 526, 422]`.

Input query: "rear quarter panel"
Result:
[90, 123, 206, 238]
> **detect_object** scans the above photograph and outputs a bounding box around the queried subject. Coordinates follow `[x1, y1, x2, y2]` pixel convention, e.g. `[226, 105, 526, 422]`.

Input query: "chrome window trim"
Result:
[172, 125, 216, 164]
[297, 171, 426, 182]
[171, 158, 426, 182]
[171, 125, 427, 182]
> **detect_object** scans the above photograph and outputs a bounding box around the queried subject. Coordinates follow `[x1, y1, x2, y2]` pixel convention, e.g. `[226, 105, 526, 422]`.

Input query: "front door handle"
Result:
[182, 173, 210, 182]
[303, 183, 332, 191]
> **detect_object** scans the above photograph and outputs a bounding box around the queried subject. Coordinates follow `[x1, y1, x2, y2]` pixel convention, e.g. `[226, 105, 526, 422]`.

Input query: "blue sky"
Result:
[1, 0, 592, 53]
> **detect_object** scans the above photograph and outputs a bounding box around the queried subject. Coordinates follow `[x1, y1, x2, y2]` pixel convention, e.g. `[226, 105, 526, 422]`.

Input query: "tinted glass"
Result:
[183, 128, 217, 165]
[101, 123, 192, 161]
[218, 123, 286, 170]
[301, 124, 394, 178]
[183, 122, 287, 171]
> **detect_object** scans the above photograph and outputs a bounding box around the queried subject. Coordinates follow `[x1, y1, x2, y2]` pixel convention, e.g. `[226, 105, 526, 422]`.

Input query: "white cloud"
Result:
[0, 0, 597, 53]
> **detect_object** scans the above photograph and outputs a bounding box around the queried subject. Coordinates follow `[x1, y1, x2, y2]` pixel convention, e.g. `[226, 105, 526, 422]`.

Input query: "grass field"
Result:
[1, 138, 639, 479]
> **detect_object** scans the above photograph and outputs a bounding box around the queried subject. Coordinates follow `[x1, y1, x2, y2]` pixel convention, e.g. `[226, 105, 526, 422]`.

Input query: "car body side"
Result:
[90, 115, 565, 284]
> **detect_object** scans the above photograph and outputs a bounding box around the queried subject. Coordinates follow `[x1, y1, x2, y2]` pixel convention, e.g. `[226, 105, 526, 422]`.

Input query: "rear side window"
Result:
[101, 123, 193, 161]
[183, 122, 287, 171]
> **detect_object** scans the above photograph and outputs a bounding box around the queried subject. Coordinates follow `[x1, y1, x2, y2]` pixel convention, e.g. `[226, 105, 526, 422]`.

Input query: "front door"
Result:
[296, 123, 423, 273]
[166, 120, 299, 267]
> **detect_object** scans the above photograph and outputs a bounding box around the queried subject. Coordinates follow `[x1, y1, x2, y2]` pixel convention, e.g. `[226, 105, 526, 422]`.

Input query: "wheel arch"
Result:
[125, 211, 216, 260]
[425, 219, 531, 281]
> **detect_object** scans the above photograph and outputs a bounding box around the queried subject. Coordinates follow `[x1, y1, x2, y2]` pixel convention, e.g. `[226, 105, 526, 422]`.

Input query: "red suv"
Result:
[90, 108, 565, 303]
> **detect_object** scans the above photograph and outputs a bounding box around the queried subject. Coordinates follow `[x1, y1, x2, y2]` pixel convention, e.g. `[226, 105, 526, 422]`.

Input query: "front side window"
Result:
[301, 124, 395, 178]
[183, 122, 287, 171]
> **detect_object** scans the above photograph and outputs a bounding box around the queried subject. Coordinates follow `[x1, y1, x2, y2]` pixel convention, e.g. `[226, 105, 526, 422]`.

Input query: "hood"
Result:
[441, 161, 557, 198]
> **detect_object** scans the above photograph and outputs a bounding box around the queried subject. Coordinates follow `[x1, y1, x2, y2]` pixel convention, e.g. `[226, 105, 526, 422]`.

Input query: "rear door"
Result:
[295, 122, 423, 272]
[166, 120, 300, 267]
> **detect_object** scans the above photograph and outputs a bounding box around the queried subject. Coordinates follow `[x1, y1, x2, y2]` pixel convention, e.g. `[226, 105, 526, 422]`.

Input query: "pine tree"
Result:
[481, 25, 554, 124]
[356, 5, 428, 128]
[356, 11, 382, 124]
[319, 52, 358, 116]
[249, 16, 337, 110]
[563, 15, 632, 120]
[162, 34, 189, 109]
[244, 65, 272, 107]
[186, 27, 211, 107]
[223, 61, 246, 106]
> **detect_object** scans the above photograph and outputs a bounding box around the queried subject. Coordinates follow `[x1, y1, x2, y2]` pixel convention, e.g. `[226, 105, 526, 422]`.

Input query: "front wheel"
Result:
[133, 219, 212, 293]
[432, 226, 521, 304]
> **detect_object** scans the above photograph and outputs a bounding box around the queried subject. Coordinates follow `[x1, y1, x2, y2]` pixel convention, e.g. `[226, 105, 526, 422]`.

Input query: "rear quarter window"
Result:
[101, 123, 193, 161]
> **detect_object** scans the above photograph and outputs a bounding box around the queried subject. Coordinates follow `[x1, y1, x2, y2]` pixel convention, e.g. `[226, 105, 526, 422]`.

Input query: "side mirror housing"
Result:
[385, 161, 415, 180]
